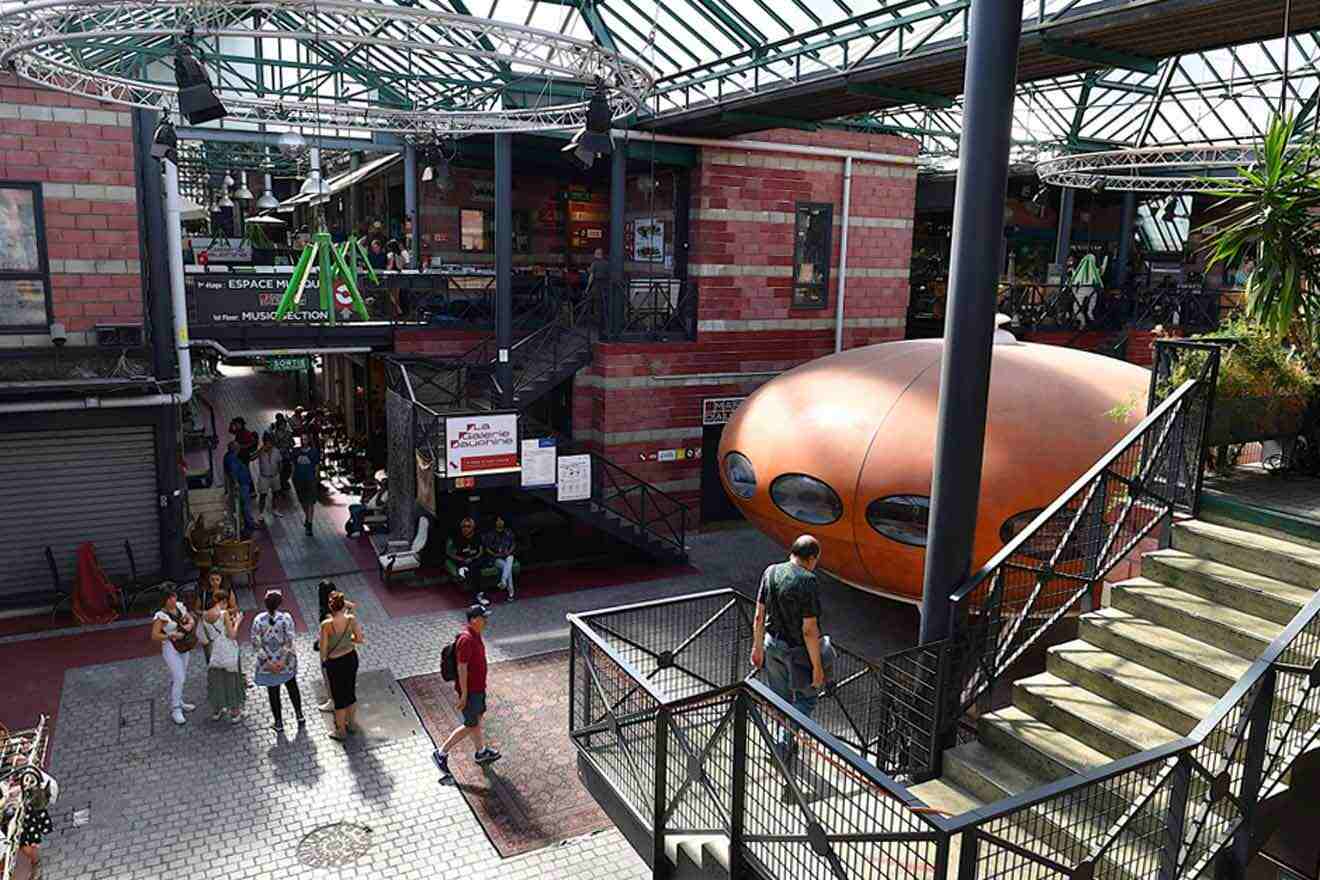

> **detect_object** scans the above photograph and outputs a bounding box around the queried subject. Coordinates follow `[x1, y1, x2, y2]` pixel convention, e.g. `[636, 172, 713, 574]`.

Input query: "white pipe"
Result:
[0, 158, 193, 414]
[611, 129, 918, 165]
[191, 340, 372, 358]
[834, 155, 853, 353]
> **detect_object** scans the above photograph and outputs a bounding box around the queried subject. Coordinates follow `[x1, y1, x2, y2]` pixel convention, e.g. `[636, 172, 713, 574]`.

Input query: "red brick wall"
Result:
[0, 74, 141, 344]
[573, 129, 921, 523]
[394, 328, 488, 357]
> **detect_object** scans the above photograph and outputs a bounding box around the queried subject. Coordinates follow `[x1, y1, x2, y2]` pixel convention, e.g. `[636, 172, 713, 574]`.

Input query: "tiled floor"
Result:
[6, 367, 922, 880]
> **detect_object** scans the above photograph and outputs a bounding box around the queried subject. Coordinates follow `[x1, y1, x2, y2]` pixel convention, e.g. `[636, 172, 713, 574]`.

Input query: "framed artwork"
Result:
[0, 182, 52, 331]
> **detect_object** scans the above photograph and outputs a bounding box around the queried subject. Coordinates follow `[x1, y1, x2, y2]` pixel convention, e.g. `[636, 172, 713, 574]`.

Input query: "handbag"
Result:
[169, 608, 198, 653]
[206, 616, 239, 671]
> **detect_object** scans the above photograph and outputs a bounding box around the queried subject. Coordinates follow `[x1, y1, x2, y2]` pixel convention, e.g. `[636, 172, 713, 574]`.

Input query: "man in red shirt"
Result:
[434, 605, 501, 780]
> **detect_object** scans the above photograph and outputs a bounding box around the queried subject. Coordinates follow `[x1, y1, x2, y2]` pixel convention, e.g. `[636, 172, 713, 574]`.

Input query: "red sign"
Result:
[461, 453, 518, 471]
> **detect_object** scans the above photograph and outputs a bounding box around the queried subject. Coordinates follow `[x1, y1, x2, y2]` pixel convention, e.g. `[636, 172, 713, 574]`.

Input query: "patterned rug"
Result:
[399, 650, 610, 857]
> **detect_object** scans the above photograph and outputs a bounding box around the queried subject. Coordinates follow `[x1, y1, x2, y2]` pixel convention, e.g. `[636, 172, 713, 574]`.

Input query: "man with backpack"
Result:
[750, 534, 834, 762]
[433, 605, 501, 782]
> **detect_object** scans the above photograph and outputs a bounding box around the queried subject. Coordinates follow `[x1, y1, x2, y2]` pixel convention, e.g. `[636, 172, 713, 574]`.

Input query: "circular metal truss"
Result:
[1035, 144, 1258, 194]
[0, 0, 654, 136]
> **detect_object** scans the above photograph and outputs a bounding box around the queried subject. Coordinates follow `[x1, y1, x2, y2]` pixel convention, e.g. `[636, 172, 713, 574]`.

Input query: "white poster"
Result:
[445, 413, 519, 476]
[557, 454, 592, 502]
[632, 218, 665, 262]
[190, 237, 253, 263]
[521, 437, 557, 488]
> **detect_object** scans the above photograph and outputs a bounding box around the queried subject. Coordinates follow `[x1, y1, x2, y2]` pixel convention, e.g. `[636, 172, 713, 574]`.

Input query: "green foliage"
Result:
[1162, 317, 1317, 401]
[244, 221, 274, 250]
[1203, 113, 1320, 366]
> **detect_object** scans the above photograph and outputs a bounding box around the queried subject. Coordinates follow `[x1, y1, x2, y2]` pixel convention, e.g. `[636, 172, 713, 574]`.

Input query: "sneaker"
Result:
[172, 709, 186, 726]
[476, 592, 490, 607]
[474, 747, 502, 766]
[432, 750, 450, 776]
[505, 590, 515, 603]
[181, 702, 197, 712]
[319, 699, 334, 713]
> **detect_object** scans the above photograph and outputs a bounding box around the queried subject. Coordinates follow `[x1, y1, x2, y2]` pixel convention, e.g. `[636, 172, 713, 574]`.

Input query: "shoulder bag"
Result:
[169, 608, 198, 653]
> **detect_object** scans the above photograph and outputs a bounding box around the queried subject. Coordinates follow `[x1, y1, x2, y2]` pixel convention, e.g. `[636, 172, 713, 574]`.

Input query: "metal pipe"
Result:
[612, 129, 918, 166]
[1116, 191, 1136, 287]
[609, 145, 626, 336]
[403, 144, 418, 257]
[834, 155, 853, 353]
[190, 340, 373, 357]
[0, 158, 193, 414]
[919, 0, 1025, 645]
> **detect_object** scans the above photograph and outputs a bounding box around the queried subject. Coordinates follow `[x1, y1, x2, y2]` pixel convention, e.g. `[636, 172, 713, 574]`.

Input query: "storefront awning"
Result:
[279, 152, 401, 209]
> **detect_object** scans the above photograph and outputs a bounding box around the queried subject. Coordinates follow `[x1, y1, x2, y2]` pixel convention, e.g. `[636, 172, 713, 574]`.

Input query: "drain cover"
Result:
[296, 822, 373, 867]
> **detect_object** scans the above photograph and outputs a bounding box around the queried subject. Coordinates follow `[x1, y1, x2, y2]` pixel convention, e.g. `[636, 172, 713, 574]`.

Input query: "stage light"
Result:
[150, 118, 177, 162]
[173, 42, 227, 125]
[1089, 178, 1106, 194]
[562, 79, 614, 168]
[277, 130, 306, 155]
[299, 171, 330, 198]
[233, 177, 254, 201]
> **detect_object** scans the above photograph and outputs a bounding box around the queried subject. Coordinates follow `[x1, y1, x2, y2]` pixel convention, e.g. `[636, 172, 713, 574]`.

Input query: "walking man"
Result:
[434, 605, 501, 782]
[291, 438, 320, 536]
[223, 441, 256, 537]
[750, 534, 829, 761]
[255, 432, 283, 523]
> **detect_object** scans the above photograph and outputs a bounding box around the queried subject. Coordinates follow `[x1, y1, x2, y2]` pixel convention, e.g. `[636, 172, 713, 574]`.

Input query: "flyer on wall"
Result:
[521, 437, 557, 487]
[556, 454, 592, 502]
[446, 413, 519, 475]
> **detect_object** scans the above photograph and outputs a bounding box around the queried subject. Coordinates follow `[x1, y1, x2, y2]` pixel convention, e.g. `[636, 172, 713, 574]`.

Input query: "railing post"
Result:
[1225, 665, 1276, 880]
[653, 705, 671, 880]
[957, 829, 980, 880]
[1190, 348, 1222, 519]
[729, 690, 748, 878]
[1159, 754, 1192, 880]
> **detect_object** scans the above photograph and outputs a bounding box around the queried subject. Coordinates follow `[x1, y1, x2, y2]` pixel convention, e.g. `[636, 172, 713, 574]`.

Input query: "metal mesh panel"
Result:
[742, 691, 943, 880]
[664, 694, 737, 834]
[385, 388, 415, 541]
[874, 642, 945, 781]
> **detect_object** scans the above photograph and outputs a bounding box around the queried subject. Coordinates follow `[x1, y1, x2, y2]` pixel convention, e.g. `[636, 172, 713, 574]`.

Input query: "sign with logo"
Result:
[189, 237, 253, 263]
[264, 356, 309, 372]
[557, 454, 591, 502]
[702, 397, 747, 426]
[520, 437, 557, 488]
[189, 274, 332, 324]
[445, 413, 519, 476]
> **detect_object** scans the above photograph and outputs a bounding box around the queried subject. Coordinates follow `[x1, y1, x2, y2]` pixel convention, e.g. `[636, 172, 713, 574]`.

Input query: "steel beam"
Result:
[404, 144, 418, 257]
[1040, 37, 1160, 75]
[609, 146, 626, 337]
[1116, 191, 1136, 287]
[846, 81, 956, 109]
[176, 127, 403, 152]
[920, 0, 1025, 644]
[719, 112, 820, 131]
[494, 133, 513, 407]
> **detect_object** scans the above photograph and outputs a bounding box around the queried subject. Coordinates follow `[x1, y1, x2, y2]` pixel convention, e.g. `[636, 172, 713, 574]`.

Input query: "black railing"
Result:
[573, 584, 1320, 880]
[604, 279, 700, 342]
[591, 453, 689, 558]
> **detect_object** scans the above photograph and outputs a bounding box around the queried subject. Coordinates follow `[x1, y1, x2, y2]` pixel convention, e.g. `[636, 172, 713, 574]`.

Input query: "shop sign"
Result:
[188, 274, 332, 324]
[557, 454, 592, 502]
[445, 413, 519, 476]
[190, 237, 253, 263]
[702, 397, 746, 425]
[632, 218, 665, 262]
[264, 356, 308, 372]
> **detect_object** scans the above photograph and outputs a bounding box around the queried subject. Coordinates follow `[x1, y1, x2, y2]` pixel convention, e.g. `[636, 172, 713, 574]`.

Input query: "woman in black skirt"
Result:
[7, 755, 57, 877]
[319, 589, 365, 742]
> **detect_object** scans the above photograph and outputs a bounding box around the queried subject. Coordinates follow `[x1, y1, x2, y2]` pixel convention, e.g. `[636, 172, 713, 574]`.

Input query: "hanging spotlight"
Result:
[218, 192, 235, 209]
[562, 78, 614, 169]
[299, 171, 330, 198]
[222, 172, 235, 190]
[233, 175, 254, 201]
[1089, 177, 1106, 194]
[277, 130, 306, 155]
[256, 190, 280, 210]
[173, 41, 227, 125]
[150, 118, 177, 162]
[1161, 196, 1178, 222]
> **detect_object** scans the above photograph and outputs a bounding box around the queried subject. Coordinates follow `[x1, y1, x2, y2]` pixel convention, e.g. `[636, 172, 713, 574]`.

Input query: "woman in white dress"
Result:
[202, 587, 245, 722]
[150, 590, 197, 725]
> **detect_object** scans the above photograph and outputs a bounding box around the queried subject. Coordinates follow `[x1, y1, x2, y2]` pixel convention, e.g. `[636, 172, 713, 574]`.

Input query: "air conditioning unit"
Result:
[95, 323, 144, 348]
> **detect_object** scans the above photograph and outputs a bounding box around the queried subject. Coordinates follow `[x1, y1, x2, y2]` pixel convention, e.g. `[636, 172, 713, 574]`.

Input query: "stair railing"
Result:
[591, 453, 688, 557]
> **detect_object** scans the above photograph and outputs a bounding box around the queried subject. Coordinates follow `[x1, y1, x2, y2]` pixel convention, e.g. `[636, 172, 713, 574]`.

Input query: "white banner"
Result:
[189, 237, 253, 263]
[520, 437, 557, 488]
[445, 413, 519, 476]
[556, 454, 592, 502]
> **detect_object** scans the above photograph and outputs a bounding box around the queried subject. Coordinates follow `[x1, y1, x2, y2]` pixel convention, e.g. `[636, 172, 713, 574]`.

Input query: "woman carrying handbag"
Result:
[202, 587, 245, 722]
[150, 590, 197, 726]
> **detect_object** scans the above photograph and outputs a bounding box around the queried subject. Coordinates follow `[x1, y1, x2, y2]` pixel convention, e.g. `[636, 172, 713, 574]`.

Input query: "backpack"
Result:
[440, 636, 459, 682]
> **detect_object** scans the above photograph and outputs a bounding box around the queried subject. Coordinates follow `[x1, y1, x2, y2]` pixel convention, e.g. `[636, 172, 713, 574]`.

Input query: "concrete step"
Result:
[942, 740, 1051, 803]
[1046, 640, 1219, 736]
[1142, 549, 1314, 626]
[1109, 579, 1284, 661]
[664, 834, 728, 879]
[1172, 519, 1320, 591]
[1013, 672, 1182, 759]
[908, 777, 982, 818]
[1202, 489, 1320, 552]
[1079, 607, 1249, 697]
[979, 705, 1114, 781]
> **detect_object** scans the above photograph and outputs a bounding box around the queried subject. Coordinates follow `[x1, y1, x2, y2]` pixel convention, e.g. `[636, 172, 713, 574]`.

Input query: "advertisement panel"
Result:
[445, 413, 519, 476]
[189, 274, 330, 324]
[557, 454, 592, 502]
[520, 437, 557, 487]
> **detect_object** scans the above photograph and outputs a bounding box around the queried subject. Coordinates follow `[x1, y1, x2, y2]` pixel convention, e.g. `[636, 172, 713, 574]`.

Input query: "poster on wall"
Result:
[632, 218, 665, 262]
[0, 186, 42, 272]
[445, 413, 519, 475]
[188, 274, 332, 324]
[557, 454, 592, 502]
[189, 237, 253, 263]
[520, 437, 557, 487]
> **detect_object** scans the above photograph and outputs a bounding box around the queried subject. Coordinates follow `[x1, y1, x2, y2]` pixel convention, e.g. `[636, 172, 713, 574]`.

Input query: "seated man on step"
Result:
[446, 517, 485, 602]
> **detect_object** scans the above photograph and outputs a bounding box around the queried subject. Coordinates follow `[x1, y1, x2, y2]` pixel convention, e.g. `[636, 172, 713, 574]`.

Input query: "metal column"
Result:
[919, 0, 1025, 645]
[609, 146, 626, 337]
[347, 153, 360, 238]
[132, 108, 186, 581]
[1116, 191, 1136, 287]
[403, 144, 418, 255]
[1053, 186, 1075, 270]
[494, 133, 513, 407]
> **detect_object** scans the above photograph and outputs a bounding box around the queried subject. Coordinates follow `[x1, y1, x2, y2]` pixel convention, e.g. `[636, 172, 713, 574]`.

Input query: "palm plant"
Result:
[1204, 113, 1320, 369]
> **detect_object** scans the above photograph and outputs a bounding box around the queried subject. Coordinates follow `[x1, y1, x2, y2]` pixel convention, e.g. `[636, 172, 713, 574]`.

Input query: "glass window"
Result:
[0, 183, 51, 331]
[792, 202, 833, 309]
[722, 451, 756, 499]
[866, 495, 930, 546]
[770, 474, 842, 525]
[460, 209, 487, 252]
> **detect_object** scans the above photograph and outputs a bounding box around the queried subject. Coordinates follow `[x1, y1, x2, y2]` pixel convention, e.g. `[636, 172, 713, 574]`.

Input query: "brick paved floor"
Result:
[9, 368, 919, 880]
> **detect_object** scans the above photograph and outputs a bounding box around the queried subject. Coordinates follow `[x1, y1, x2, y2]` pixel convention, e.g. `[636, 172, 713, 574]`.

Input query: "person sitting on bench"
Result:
[482, 515, 516, 603]
[447, 517, 485, 602]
